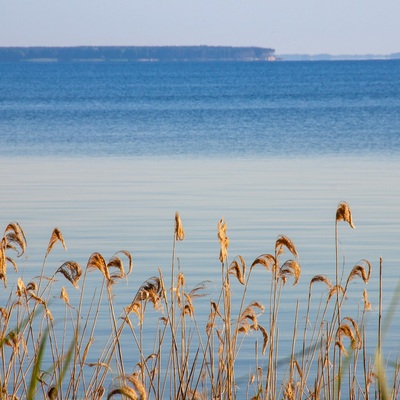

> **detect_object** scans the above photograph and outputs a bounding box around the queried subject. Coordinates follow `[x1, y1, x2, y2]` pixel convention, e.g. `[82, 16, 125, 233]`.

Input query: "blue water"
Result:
[1, 60, 400, 157]
[1, 60, 400, 398]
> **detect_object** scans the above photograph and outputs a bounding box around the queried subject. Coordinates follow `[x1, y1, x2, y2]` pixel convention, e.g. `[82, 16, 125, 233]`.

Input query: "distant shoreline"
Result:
[0, 46, 399, 63]
[277, 53, 400, 61]
[0, 45, 276, 63]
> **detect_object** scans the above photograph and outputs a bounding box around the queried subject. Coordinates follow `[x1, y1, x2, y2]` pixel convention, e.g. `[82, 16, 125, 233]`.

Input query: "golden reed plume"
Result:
[175, 211, 185, 241]
[336, 201, 355, 228]
[217, 218, 229, 263]
[46, 227, 67, 257]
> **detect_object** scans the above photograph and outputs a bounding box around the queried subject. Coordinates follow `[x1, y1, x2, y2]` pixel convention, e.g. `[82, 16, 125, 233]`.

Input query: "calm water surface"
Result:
[1, 60, 400, 394]
[1, 60, 400, 157]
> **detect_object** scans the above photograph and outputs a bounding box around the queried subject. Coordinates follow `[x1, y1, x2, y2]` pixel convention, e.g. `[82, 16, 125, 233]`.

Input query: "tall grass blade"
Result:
[27, 329, 48, 400]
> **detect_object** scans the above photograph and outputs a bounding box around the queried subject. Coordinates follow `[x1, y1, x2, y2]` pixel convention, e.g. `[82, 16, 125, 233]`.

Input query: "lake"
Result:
[1, 60, 399, 397]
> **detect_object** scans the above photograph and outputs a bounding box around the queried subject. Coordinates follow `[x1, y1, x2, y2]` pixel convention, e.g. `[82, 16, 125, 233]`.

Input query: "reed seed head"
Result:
[87, 252, 111, 283]
[250, 253, 275, 271]
[335, 340, 348, 356]
[176, 272, 185, 291]
[60, 287, 70, 305]
[5, 331, 20, 349]
[126, 374, 147, 399]
[284, 380, 296, 400]
[346, 259, 372, 285]
[0, 223, 28, 288]
[279, 260, 301, 286]
[249, 374, 255, 385]
[16, 277, 25, 297]
[217, 218, 229, 263]
[258, 325, 269, 355]
[228, 256, 246, 285]
[175, 211, 185, 241]
[108, 257, 125, 281]
[206, 317, 216, 335]
[344, 316, 362, 349]
[336, 201, 355, 228]
[4, 221, 27, 256]
[336, 323, 357, 350]
[363, 289, 372, 311]
[182, 292, 194, 315]
[46, 227, 67, 257]
[26, 281, 37, 292]
[130, 276, 164, 319]
[57, 261, 82, 288]
[309, 275, 332, 291]
[0, 307, 9, 323]
[328, 284, 345, 301]
[238, 302, 265, 333]
[275, 235, 299, 259]
[188, 281, 209, 300]
[107, 387, 139, 400]
[125, 302, 142, 323]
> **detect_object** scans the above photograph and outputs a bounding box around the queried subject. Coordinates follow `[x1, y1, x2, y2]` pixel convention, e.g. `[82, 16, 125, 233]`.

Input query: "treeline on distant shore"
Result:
[0, 46, 276, 62]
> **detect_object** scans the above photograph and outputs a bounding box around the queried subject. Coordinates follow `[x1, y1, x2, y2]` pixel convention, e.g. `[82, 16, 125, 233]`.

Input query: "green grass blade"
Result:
[27, 330, 48, 400]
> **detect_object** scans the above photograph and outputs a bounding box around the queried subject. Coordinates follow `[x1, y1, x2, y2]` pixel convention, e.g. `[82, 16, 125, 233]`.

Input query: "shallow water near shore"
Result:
[1, 155, 399, 376]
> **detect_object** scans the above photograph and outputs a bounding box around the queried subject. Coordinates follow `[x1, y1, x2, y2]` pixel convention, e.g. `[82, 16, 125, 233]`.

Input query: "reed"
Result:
[0, 204, 399, 399]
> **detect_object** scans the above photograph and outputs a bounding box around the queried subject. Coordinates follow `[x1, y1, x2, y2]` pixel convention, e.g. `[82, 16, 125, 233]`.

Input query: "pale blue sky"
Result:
[1, 0, 399, 55]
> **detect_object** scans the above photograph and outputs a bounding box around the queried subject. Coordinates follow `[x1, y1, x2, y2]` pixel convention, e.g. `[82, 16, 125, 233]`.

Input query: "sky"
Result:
[0, 0, 399, 55]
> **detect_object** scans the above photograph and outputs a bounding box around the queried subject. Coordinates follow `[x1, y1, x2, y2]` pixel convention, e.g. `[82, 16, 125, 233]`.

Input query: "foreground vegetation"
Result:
[0, 202, 399, 399]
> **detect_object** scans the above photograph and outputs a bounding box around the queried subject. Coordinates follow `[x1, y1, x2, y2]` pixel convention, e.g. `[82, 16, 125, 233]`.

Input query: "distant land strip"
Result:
[0, 46, 276, 62]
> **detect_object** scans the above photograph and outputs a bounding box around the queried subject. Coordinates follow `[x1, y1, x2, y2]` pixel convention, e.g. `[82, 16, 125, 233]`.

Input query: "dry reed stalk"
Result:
[378, 257, 383, 361]
[169, 212, 186, 398]
[302, 274, 333, 382]
[86, 251, 133, 384]
[323, 256, 371, 387]
[334, 202, 355, 336]
[287, 301, 299, 400]
[232, 252, 269, 356]
[25, 232, 77, 379]
[36, 228, 68, 301]
[69, 266, 100, 396]
[260, 235, 300, 399]
[214, 218, 237, 398]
